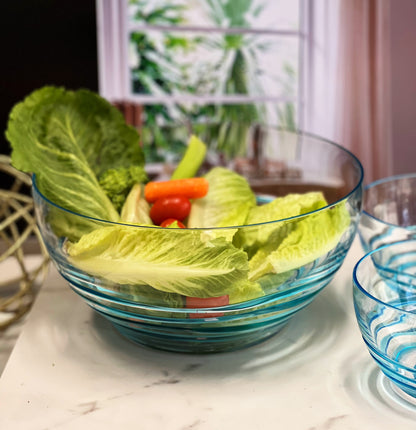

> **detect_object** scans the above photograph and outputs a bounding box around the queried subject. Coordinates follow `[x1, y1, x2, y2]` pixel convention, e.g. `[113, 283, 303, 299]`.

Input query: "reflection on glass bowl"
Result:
[359, 173, 416, 253]
[33, 130, 363, 353]
[342, 353, 416, 421]
[353, 240, 416, 401]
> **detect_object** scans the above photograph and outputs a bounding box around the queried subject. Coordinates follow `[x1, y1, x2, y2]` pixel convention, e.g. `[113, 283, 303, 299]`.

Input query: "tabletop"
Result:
[0, 240, 415, 430]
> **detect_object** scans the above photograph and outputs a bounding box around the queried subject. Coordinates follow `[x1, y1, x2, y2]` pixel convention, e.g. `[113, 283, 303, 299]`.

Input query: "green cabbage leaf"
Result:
[6, 86, 145, 224]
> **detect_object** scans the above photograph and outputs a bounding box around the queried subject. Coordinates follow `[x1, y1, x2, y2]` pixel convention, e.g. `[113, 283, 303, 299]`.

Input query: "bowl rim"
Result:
[353, 240, 416, 315]
[31, 131, 364, 230]
[362, 173, 416, 228]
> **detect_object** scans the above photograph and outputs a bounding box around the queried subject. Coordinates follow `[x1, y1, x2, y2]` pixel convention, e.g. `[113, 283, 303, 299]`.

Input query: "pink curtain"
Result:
[336, 0, 393, 184]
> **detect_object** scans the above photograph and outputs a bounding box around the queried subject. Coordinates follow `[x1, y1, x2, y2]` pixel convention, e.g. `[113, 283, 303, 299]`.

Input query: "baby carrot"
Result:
[144, 177, 209, 203]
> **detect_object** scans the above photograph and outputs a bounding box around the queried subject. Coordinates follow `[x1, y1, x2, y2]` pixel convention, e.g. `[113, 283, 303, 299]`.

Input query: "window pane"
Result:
[128, 0, 301, 31]
[129, 29, 299, 100]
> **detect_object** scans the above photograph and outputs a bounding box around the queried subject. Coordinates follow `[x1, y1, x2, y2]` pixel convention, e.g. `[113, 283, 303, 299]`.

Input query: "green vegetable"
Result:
[164, 220, 183, 228]
[111, 283, 186, 318]
[99, 165, 147, 212]
[187, 167, 256, 228]
[5, 86, 145, 229]
[120, 183, 152, 225]
[44, 209, 102, 244]
[236, 192, 328, 256]
[118, 284, 185, 308]
[248, 202, 350, 280]
[67, 225, 250, 298]
[171, 134, 207, 179]
[6, 85, 353, 305]
[228, 280, 264, 304]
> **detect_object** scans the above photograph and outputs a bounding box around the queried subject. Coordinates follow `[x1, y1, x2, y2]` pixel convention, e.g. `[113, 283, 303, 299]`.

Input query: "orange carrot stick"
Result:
[144, 177, 209, 203]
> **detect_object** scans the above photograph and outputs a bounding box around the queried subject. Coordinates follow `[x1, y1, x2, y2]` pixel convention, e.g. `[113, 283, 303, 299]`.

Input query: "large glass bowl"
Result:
[353, 240, 416, 401]
[359, 173, 416, 253]
[32, 129, 363, 353]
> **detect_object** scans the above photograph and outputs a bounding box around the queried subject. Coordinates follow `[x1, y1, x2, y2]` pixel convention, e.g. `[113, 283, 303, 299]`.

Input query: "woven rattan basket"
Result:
[0, 155, 49, 329]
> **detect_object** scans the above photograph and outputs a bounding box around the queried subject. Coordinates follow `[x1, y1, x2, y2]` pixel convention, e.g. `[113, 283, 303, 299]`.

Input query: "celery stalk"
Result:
[171, 135, 207, 179]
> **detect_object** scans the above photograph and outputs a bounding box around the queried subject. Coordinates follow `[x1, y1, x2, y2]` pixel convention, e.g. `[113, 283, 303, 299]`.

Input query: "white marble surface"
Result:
[0, 318, 26, 375]
[1, 240, 416, 430]
[0, 253, 46, 376]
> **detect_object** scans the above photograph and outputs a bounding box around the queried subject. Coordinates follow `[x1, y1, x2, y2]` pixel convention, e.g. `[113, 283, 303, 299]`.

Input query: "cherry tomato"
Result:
[160, 218, 186, 228]
[186, 295, 229, 308]
[186, 295, 229, 319]
[150, 195, 191, 225]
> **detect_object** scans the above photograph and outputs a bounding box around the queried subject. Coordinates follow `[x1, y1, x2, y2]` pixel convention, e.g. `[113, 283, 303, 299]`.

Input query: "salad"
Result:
[6, 86, 350, 309]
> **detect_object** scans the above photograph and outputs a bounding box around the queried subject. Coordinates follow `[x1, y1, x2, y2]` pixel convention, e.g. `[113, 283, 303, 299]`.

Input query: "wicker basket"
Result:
[0, 155, 49, 329]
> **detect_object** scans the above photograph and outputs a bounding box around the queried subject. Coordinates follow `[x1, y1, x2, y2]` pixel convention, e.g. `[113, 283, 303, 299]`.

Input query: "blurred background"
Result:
[1, 0, 415, 184]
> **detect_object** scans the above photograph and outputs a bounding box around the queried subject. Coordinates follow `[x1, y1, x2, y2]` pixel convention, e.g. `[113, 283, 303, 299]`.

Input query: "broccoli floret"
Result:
[99, 165, 148, 212]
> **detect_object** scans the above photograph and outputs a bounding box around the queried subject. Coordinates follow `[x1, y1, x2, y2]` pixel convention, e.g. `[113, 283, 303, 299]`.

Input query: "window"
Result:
[96, 0, 336, 161]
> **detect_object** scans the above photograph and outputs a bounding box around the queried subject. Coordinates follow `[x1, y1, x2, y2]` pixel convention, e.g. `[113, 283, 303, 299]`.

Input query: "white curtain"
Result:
[303, 0, 341, 142]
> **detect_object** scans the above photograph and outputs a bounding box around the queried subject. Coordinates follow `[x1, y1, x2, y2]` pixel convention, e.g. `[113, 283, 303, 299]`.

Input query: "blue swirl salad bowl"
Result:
[353, 240, 416, 401]
[6, 87, 363, 353]
[359, 173, 416, 253]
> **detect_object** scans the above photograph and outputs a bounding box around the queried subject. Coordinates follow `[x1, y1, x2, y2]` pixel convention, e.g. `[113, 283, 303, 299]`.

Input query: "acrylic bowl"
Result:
[32, 129, 363, 353]
[359, 173, 416, 253]
[353, 240, 416, 401]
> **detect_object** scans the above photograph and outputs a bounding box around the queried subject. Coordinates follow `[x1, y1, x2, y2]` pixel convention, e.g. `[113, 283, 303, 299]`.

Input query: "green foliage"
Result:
[276, 64, 297, 132]
[128, 0, 298, 158]
[129, 0, 198, 160]
[205, 0, 264, 27]
[129, 1, 190, 118]
[193, 0, 268, 156]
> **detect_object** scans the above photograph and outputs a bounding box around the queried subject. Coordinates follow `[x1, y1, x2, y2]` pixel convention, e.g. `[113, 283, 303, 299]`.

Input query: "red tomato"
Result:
[150, 196, 191, 225]
[186, 295, 229, 308]
[160, 218, 186, 228]
[186, 295, 229, 319]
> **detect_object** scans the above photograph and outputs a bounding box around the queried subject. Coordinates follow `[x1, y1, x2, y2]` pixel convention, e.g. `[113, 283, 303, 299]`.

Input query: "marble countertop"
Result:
[0, 318, 26, 376]
[1, 240, 416, 430]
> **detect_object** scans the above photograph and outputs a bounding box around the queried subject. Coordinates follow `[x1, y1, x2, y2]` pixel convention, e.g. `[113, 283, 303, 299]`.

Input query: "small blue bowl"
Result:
[353, 240, 416, 400]
[359, 173, 416, 253]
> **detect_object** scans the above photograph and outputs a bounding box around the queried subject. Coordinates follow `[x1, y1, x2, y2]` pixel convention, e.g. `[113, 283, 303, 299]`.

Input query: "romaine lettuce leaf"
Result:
[228, 280, 264, 304]
[248, 202, 350, 280]
[120, 184, 152, 225]
[187, 167, 256, 229]
[6, 86, 145, 226]
[256, 271, 295, 295]
[236, 192, 328, 255]
[118, 283, 185, 308]
[67, 225, 250, 298]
